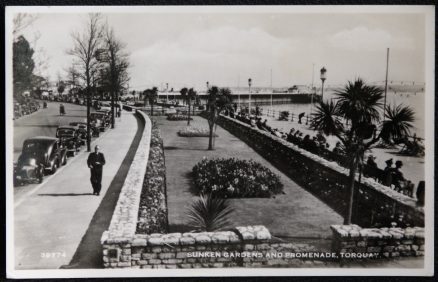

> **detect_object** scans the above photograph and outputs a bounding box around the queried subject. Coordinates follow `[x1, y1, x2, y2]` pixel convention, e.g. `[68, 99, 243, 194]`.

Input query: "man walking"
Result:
[87, 145, 106, 196]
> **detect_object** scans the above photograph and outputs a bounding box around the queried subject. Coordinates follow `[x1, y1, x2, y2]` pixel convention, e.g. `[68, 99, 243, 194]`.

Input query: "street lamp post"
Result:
[248, 78, 252, 115]
[320, 67, 327, 102]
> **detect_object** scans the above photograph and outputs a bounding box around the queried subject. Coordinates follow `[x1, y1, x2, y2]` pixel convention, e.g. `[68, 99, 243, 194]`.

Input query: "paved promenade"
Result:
[14, 112, 139, 269]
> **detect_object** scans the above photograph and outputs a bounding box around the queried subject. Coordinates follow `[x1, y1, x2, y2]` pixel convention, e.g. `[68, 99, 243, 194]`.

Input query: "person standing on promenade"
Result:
[383, 158, 393, 187]
[87, 145, 106, 196]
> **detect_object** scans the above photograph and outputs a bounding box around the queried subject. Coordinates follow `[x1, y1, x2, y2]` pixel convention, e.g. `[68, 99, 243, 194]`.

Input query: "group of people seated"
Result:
[286, 128, 330, 155]
[227, 111, 423, 201]
[363, 157, 417, 197]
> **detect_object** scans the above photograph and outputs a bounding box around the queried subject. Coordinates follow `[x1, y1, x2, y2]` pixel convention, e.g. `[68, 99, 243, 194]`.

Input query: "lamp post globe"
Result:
[320, 67, 327, 101]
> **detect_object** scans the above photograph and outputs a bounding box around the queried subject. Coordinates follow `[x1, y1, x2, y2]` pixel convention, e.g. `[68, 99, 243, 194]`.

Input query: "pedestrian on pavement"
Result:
[87, 145, 106, 196]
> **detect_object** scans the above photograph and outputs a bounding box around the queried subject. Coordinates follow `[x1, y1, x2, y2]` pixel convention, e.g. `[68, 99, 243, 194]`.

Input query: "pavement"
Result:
[13, 110, 140, 270]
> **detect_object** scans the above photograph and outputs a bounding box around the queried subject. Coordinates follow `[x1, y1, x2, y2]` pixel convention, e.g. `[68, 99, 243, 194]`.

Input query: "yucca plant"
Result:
[186, 193, 234, 232]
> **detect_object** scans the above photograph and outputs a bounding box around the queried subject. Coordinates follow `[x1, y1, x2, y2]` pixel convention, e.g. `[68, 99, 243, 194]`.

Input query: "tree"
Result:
[13, 35, 35, 98]
[187, 88, 197, 126]
[13, 13, 39, 39]
[67, 13, 104, 152]
[206, 86, 233, 150]
[103, 25, 130, 127]
[310, 78, 415, 224]
[57, 83, 65, 96]
[143, 87, 158, 116]
[180, 87, 188, 106]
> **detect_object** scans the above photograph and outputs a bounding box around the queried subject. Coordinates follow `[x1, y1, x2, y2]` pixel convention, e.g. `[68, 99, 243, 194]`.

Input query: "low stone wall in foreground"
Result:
[331, 225, 424, 259]
[102, 226, 328, 268]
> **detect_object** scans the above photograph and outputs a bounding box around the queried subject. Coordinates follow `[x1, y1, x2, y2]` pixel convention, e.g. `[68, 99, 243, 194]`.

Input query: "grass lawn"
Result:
[156, 115, 343, 241]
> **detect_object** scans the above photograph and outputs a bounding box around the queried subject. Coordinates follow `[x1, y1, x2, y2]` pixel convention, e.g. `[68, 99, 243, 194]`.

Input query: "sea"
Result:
[260, 89, 425, 139]
[254, 88, 426, 185]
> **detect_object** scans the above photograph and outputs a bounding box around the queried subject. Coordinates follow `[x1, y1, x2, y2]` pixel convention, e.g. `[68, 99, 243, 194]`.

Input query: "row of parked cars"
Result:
[13, 99, 41, 120]
[13, 106, 113, 186]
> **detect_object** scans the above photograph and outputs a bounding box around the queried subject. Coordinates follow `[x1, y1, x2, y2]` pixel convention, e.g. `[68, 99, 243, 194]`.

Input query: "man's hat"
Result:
[385, 158, 393, 165]
[395, 160, 403, 166]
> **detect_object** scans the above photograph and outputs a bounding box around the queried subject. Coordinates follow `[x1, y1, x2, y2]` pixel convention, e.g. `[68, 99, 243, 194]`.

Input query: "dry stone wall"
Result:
[331, 225, 425, 259]
[102, 225, 331, 268]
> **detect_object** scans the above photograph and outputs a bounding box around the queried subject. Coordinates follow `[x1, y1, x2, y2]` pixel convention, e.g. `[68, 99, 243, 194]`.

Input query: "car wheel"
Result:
[51, 162, 58, 174]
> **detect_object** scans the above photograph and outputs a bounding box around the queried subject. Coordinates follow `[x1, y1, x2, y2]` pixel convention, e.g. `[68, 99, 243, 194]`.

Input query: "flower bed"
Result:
[137, 120, 169, 234]
[192, 158, 284, 198]
[178, 126, 218, 137]
[167, 113, 193, 121]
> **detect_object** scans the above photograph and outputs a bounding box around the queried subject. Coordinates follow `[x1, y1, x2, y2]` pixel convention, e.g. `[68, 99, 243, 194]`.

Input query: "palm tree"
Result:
[143, 87, 158, 116]
[187, 88, 197, 126]
[206, 86, 233, 150]
[311, 78, 415, 224]
[180, 87, 188, 106]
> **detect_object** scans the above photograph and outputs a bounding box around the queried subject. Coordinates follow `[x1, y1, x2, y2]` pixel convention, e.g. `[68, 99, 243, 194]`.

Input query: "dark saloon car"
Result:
[14, 137, 68, 184]
[69, 121, 93, 142]
[56, 126, 82, 156]
[90, 112, 108, 132]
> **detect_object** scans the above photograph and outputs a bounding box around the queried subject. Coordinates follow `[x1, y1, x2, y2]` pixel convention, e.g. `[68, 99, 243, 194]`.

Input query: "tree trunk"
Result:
[208, 122, 214, 150]
[187, 101, 191, 126]
[86, 70, 91, 152]
[151, 102, 154, 116]
[344, 159, 358, 225]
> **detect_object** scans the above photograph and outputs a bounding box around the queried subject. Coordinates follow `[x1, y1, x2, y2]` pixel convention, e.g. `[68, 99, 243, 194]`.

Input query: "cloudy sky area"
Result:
[18, 11, 426, 91]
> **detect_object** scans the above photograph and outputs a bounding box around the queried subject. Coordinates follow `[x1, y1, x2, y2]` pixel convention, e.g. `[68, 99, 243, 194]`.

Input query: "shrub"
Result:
[192, 158, 284, 198]
[178, 126, 218, 137]
[186, 193, 234, 232]
[137, 121, 169, 234]
[167, 113, 193, 121]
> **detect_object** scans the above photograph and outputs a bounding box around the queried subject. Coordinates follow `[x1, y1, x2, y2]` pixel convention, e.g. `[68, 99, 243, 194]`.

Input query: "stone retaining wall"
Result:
[101, 109, 152, 251]
[208, 114, 424, 228]
[331, 225, 424, 258]
[102, 225, 329, 268]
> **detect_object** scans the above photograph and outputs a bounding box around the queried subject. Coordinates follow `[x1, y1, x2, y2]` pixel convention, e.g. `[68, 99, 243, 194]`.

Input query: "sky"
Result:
[16, 9, 427, 91]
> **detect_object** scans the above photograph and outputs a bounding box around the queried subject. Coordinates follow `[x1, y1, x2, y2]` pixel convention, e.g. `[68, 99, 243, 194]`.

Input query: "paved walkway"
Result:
[14, 112, 139, 269]
[157, 116, 343, 240]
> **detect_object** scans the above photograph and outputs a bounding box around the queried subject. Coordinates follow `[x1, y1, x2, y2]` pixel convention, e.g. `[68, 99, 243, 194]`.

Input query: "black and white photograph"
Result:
[5, 5, 435, 278]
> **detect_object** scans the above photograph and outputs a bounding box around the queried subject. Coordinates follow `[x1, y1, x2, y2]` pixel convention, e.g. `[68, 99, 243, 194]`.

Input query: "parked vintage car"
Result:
[69, 121, 94, 142]
[90, 112, 109, 132]
[97, 109, 112, 125]
[14, 137, 68, 185]
[56, 126, 82, 156]
[99, 102, 111, 112]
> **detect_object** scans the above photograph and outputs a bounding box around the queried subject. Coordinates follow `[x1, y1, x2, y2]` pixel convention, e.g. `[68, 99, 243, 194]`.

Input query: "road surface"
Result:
[13, 102, 93, 203]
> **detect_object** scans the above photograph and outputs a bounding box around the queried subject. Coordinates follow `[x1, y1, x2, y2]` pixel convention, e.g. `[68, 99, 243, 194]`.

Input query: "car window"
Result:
[23, 142, 42, 153]
[57, 129, 75, 136]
